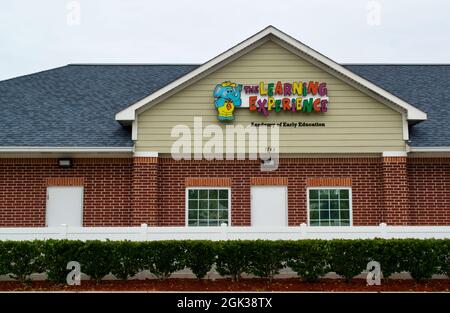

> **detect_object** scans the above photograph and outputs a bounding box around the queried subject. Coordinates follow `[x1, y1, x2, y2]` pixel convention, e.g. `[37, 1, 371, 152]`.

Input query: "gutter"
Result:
[0, 147, 134, 153]
[409, 146, 450, 152]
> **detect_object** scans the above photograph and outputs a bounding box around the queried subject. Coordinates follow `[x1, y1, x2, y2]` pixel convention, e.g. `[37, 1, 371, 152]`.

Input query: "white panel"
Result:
[46, 187, 84, 227]
[251, 186, 287, 226]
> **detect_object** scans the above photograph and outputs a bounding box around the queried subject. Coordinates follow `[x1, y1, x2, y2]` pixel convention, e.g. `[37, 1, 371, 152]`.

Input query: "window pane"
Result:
[330, 189, 339, 199]
[189, 200, 198, 210]
[320, 200, 329, 211]
[209, 190, 218, 199]
[319, 220, 330, 226]
[219, 200, 228, 210]
[309, 200, 319, 211]
[188, 220, 198, 226]
[188, 189, 198, 200]
[330, 210, 340, 219]
[330, 219, 341, 226]
[341, 210, 350, 219]
[310, 210, 319, 220]
[219, 189, 228, 199]
[320, 210, 330, 220]
[188, 210, 198, 219]
[340, 200, 349, 211]
[310, 220, 320, 226]
[209, 200, 218, 210]
[199, 200, 208, 210]
[309, 189, 319, 199]
[219, 220, 228, 226]
[319, 189, 329, 199]
[208, 220, 219, 226]
[341, 220, 350, 226]
[199, 220, 208, 226]
[219, 210, 228, 219]
[209, 210, 218, 219]
[199, 189, 208, 199]
[199, 210, 208, 219]
[340, 189, 349, 199]
[330, 200, 339, 211]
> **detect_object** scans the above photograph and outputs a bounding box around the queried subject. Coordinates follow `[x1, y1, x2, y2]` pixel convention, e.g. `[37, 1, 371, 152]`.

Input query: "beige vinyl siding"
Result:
[136, 40, 406, 153]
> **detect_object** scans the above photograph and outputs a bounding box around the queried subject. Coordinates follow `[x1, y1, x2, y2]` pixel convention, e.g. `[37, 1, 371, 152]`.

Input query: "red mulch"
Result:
[0, 278, 448, 292]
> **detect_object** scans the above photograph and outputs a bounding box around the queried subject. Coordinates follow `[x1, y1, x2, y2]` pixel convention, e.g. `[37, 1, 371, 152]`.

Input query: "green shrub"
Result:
[184, 241, 216, 279]
[0, 238, 448, 283]
[399, 239, 444, 281]
[78, 240, 113, 283]
[329, 239, 372, 282]
[140, 241, 185, 280]
[247, 240, 287, 282]
[1, 240, 44, 282]
[286, 240, 330, 282]
[0, 241, 10, 276]
[215, 240, 252, 281]
[41, 239, 84, 283]
[369, 239, 404, 281]
[440, 240, 450, 278]
[110, 241, 142, 280]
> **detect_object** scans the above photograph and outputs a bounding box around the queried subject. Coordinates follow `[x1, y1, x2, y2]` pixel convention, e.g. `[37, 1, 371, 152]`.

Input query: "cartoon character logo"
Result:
[213, 81, 242, 121]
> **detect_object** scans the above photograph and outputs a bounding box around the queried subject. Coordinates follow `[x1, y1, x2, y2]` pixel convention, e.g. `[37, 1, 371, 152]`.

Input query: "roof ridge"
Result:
[343, 63, 450, 66]
[68, 63, 201, 66]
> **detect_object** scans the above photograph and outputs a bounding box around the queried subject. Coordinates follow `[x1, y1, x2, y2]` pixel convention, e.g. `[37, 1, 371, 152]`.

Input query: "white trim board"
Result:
[115, 25, 427, 123]
[0, 147, 134, 153]
[409, 147, 450, 152]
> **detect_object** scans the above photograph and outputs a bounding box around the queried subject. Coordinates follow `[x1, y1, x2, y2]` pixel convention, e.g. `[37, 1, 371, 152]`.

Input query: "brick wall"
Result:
[131, 157, 158, 226]
[408, 158, 450, 225]
[157, 157, 384, 226]
[0, 158, 132, 227]
[0, 156, 449, 227]
[382, 157, 409, 225]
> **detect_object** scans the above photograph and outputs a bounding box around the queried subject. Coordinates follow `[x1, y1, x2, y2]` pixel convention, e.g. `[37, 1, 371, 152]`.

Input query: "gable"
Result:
[136, 41, 406, 154]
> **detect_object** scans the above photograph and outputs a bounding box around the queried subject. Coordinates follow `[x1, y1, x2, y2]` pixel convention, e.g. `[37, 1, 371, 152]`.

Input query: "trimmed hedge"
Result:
[0, 239, 448, 283]
[286, 240, 330, 282]
[183, 240, 216, 279]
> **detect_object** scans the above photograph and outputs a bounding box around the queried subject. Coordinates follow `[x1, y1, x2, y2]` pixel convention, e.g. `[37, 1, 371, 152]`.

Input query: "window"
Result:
[186, 188, 230, 226]
[308, 188, 351, 226]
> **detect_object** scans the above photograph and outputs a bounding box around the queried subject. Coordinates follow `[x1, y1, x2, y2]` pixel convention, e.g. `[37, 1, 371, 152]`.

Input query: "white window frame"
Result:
[306, 187, 353, 226]
[185, 187, 231, 227]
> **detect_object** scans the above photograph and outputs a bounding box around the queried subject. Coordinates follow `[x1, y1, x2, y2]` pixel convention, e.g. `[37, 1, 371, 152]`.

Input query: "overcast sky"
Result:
[0, 0, 449, 81]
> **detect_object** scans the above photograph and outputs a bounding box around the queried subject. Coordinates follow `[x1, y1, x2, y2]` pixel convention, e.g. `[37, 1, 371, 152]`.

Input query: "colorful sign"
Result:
[214, 81, 328, 120]
[243, 81, 328, 117]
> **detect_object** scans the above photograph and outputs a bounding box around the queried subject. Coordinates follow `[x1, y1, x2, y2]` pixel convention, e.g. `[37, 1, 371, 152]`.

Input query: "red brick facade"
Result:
[156, 157, 383, 226]
[407, 158, 450, 225]
[382, 157, 410, 225]
[0, 158, 132, 227]
[0, 156, 449, 227]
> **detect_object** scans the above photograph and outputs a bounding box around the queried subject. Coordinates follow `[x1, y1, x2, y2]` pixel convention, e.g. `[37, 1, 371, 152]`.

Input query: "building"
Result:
[0, 26, 449, 228]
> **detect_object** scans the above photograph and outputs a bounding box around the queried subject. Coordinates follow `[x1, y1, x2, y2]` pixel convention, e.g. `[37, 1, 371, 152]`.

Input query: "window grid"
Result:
[187, 188, 230, 227]
[308, 188, 351, 226]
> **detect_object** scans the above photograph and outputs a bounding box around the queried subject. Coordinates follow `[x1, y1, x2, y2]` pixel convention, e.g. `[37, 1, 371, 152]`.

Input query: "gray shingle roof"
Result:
[345, 65, 450, 147]
[0, 63, 448, 148]
[0, 64, 198, 147]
